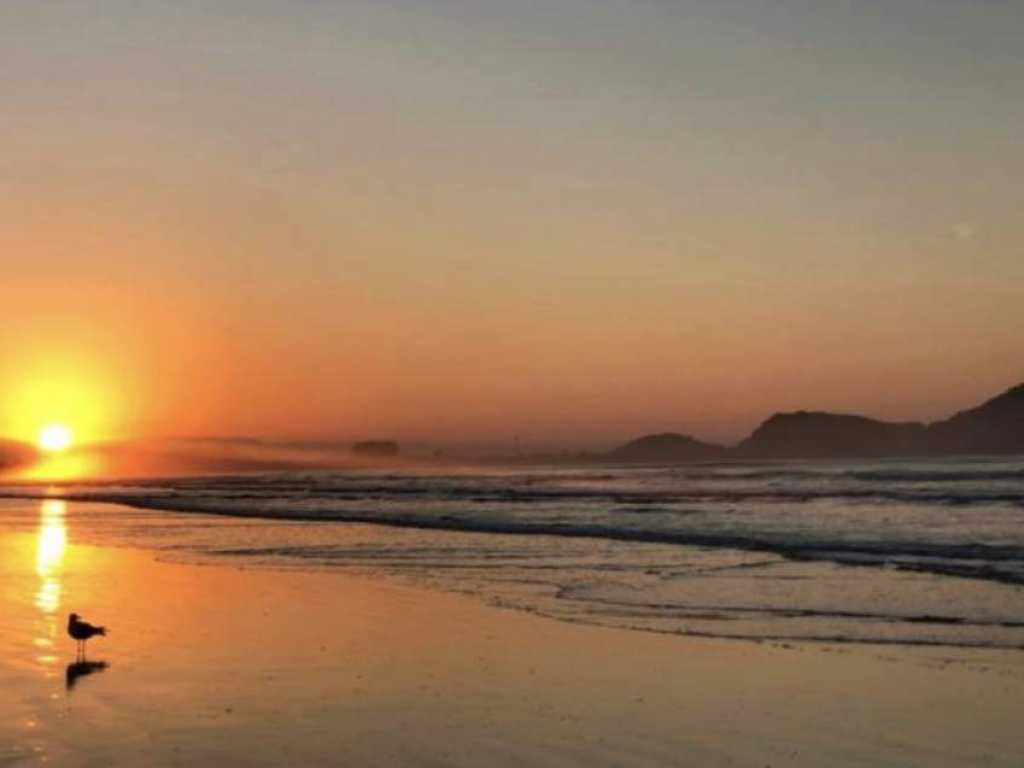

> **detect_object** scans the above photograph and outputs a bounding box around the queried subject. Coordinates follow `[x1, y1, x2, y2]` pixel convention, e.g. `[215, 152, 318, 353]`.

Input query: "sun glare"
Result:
[38, 424, 74, 453]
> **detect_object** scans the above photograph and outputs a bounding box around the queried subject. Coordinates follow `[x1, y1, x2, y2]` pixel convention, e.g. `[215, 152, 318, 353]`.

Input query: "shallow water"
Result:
[2, 455, 1023, 649]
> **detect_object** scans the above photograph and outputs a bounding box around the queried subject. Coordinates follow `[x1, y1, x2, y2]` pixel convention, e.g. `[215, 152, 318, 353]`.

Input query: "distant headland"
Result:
[608, 382, 1024, 462]
[2, 383, 1021, 476]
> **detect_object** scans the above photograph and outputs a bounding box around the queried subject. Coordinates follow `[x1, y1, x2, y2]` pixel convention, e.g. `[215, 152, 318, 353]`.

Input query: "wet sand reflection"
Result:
[35, 499, 66, 610]
[34, 500, 67, 668]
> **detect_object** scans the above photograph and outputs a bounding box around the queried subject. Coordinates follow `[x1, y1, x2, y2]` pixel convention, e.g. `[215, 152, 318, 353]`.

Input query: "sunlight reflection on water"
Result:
[34, 500, 66, 667]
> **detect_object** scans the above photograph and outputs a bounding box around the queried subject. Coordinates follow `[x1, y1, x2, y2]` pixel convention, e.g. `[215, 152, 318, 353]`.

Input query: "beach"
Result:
[5, 0, 1023, 763]
[2, 497, 1023, 767]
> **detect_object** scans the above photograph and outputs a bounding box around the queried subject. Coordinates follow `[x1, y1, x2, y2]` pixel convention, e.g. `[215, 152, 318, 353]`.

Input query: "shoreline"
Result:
[4, 490, 1023, 652]
[3, 499, 1024, 766]
[3, 495, 1024, 651]
[4, 474, 1024, 595]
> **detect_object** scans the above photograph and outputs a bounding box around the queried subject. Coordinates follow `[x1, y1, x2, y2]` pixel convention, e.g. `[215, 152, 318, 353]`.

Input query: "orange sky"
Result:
[2, 2, 1022, 448]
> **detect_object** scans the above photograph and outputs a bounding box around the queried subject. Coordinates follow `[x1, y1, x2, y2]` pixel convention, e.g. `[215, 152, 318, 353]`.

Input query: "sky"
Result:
[2, 0, 1022, 448]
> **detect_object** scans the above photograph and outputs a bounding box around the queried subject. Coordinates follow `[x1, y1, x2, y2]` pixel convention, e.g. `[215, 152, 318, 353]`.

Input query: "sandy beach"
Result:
[1, 498, 1022, 767]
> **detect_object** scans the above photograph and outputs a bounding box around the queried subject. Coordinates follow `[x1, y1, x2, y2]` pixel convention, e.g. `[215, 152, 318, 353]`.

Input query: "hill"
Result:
[608, 381, 1024, 462]
[927, 383, 1024, 454]
[736, 412, 927, 459]
[606, 432, 727, 463]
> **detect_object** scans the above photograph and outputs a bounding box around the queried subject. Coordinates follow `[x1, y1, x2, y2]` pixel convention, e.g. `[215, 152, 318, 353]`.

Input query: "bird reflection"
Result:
[65, 659, 109, 692]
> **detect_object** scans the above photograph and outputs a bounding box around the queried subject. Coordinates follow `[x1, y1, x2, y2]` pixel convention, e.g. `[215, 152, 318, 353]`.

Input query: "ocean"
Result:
[3, 455, 1024, 649]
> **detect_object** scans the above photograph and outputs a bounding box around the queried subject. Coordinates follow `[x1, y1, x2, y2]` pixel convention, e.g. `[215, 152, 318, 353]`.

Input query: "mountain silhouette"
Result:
[927, 383, 1024, 454]
[737, 413, 927, 459]
[607, 433, 726, 462]
[610, 381, 1024, 462]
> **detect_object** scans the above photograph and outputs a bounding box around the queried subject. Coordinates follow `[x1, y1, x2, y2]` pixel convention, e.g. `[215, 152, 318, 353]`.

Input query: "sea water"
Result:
[2, 456, 1023, 648]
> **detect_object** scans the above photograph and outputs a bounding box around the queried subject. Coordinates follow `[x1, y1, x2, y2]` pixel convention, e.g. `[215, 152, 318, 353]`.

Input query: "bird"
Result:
[68, 613, 107, 658]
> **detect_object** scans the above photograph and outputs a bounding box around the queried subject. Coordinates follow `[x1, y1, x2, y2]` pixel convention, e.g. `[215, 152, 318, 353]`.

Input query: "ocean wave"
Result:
[3, 485, 1023, 587]
[3, 458, 1024, 598]
[5, 477, 1021, 508]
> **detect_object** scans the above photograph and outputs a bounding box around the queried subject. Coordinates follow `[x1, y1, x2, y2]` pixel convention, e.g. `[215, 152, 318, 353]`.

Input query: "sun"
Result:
[38, 423, 74, 453]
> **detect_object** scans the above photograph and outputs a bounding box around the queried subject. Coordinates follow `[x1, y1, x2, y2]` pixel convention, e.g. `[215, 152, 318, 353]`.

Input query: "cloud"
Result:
[0, 439, 39, 473]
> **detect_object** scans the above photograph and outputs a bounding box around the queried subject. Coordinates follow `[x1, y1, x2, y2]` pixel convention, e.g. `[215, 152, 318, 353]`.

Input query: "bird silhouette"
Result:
[68, 613, 107, 659]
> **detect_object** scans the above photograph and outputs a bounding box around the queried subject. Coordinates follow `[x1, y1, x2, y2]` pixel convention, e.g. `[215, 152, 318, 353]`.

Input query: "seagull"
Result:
[68, 613, 107, 658]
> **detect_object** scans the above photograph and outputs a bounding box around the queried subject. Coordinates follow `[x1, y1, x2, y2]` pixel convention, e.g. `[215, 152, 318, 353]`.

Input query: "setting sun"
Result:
[38, 424, 73, 453]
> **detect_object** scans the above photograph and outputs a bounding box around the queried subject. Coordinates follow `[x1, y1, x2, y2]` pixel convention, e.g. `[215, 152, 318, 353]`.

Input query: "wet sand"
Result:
[3, 503, 1024, 767]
